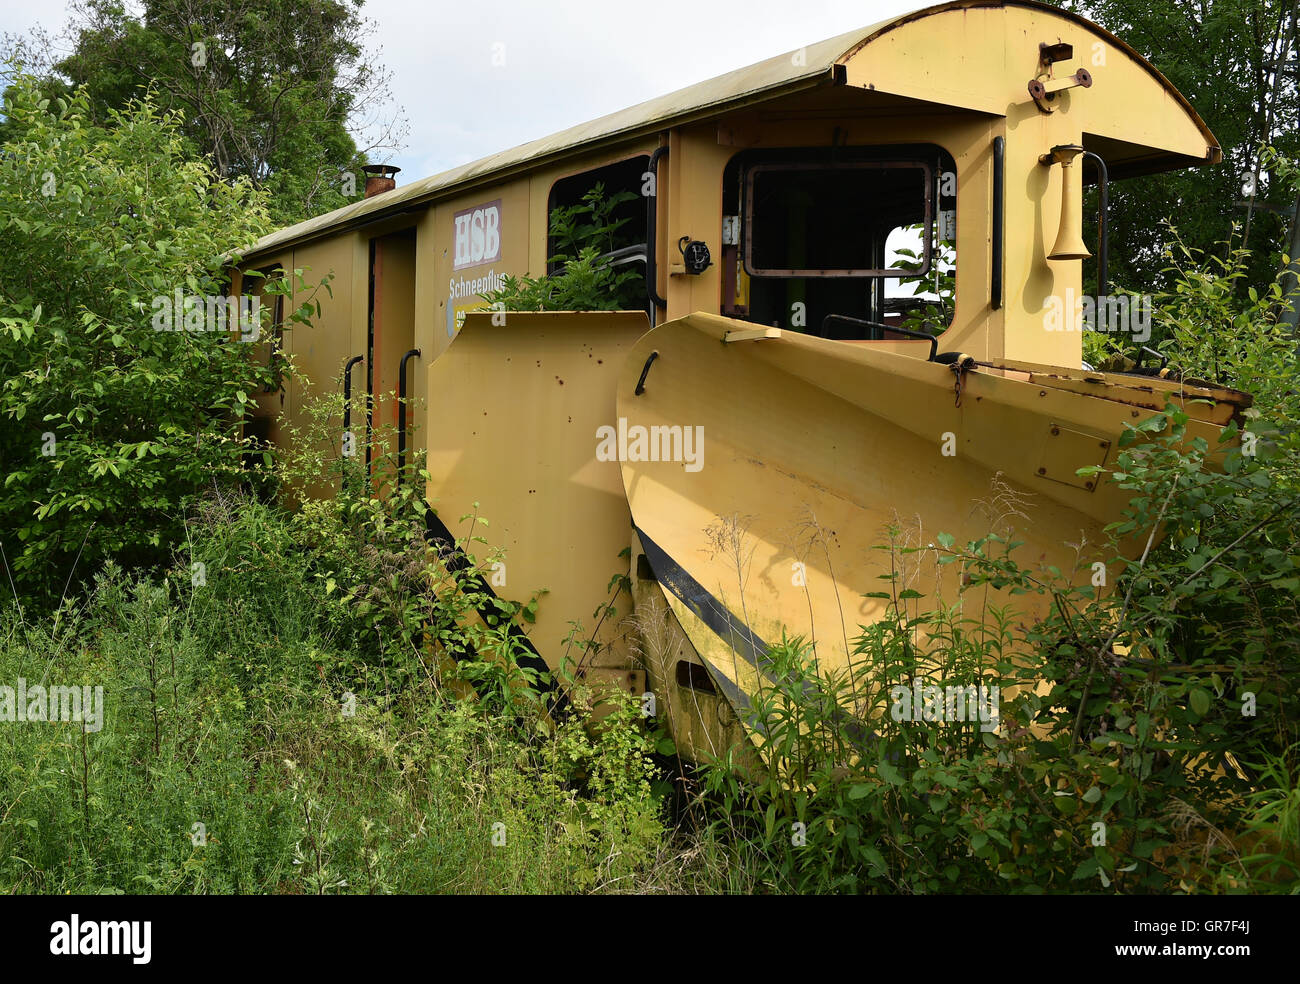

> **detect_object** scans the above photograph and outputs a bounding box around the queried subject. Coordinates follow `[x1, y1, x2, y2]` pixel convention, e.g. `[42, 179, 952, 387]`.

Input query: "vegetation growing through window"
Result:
[0, 77, 317, 604]
[484, 183, 646, 312]
[892, 225, 956, 336]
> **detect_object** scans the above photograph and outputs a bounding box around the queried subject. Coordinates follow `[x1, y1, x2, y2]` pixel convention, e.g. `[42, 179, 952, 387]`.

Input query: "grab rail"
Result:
[342, 355, 364, 487]
[397, 348, 421, 487]
[820, 314, 939, 362]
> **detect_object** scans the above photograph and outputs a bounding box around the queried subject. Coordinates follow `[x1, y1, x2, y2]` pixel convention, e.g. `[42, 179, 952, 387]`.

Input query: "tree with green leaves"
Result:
[3, 0, 405, 226]
[0, 75, 323, 604]
[1055, 0, 1299, 302]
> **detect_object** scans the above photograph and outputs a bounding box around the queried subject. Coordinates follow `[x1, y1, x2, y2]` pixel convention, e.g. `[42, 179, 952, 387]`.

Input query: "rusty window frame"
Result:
[742, 160, 933, 278]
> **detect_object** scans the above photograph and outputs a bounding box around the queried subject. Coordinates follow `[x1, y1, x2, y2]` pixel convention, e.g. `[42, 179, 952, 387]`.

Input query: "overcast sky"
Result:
[1, 0, 919, 183]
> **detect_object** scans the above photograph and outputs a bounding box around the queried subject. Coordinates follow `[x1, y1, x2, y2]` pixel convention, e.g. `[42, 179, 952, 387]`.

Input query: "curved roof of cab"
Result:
[237, 0, 1219, 261]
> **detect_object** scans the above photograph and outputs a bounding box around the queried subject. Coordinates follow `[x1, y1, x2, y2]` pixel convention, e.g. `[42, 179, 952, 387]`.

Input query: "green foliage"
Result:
[0, 299, 675, 894]
[271, 389, 557, 712]
[14, 0, 394, 225]
[0, 76, 292, 605]
[702, 428, 1298, 892]
[1056, 0, 1299, 298]
[1151, 227, 1300, 430]
[483, 183, 645, 312]
[892, 223, 956, 336]
[0, 484, 670, 894]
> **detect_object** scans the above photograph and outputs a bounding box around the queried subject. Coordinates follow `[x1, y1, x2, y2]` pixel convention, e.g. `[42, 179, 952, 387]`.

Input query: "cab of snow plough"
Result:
[235, 2, 1250, 762]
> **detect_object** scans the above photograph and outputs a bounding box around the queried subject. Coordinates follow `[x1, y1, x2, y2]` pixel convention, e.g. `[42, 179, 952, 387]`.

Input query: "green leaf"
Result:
[1190, 688, 1211, 717]
[877, 761, 905, 786]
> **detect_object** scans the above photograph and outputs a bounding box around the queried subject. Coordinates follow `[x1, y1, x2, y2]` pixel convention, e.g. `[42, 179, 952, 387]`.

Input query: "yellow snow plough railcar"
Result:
[233, 1, 1250, 760]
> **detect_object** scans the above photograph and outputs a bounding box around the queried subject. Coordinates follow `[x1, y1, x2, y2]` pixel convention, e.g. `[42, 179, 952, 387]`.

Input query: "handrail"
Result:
[602, 244, 648, 267]
[992, 136, 1004, 310]
[1137, 345, 1168, 371]
[820, 314, 939, 362]
[342, 355, 364, 488]
[260, 294, 285, 393]
[342, 355, 364, 435]
[397, 348, 421, 487]
[1081, 150, 1110, 327]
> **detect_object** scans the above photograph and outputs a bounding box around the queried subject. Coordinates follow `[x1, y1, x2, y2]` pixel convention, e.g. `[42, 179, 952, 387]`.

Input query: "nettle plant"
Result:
[483, 182, 644, 312]
[0, 75, 323, 603]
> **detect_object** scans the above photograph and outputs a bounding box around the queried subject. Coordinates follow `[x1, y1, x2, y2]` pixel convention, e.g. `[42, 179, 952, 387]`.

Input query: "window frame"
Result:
[742, 159, 934, 279]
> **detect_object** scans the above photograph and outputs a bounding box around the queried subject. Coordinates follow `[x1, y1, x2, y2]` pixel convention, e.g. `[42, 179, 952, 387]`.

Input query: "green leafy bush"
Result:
[892, 223, 955, 336]
[0, 485, 671, 894]
[0, 76, 284, 603]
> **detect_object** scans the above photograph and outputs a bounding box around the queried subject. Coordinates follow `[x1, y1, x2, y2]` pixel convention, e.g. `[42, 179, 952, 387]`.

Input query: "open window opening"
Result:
[722, 145, 957, 340]
[546, 155, 650, 312]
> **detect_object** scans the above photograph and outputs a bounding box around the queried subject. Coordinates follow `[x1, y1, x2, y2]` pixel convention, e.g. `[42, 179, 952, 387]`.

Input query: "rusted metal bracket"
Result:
[1029, 69, 1092, 111]
[1029, 42, 1092, 113]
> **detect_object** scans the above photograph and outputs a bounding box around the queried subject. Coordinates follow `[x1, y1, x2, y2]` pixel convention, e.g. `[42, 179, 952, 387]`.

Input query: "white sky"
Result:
[1, 0, 919, 181]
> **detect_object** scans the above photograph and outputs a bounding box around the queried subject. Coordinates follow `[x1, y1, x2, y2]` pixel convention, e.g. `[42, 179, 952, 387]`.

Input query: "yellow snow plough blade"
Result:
[423, 311, 652, 706]
[615, 313, 1250, 745]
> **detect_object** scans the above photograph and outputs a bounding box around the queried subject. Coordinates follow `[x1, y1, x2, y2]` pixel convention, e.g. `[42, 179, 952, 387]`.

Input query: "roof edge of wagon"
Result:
[229, 27, 856, 261]
[231, 0, 1218, 263]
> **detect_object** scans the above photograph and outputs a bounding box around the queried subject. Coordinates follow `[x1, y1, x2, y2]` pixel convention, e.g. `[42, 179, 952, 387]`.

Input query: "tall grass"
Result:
[0, 492, 681, 894]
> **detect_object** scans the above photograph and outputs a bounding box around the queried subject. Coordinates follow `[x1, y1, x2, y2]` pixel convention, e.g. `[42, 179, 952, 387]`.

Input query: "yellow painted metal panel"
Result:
[428, 183, 531, 363]
[424, 311, 651, 687]
[279, 236, 358, 498]
[840, 5, 1215, 162]
[288, 236, 356, 395]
